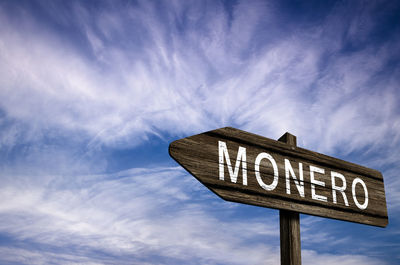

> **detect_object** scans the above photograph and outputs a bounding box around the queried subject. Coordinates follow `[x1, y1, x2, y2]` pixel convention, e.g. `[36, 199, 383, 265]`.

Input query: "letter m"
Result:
[218, 141, 247, 185]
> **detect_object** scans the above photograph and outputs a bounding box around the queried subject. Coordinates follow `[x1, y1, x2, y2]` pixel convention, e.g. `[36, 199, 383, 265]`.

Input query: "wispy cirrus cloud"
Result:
[0, 0, 399, 264]
[0, 166, 389, 264]
[0, 0, 398, 153]
[0, 167, 281, 264]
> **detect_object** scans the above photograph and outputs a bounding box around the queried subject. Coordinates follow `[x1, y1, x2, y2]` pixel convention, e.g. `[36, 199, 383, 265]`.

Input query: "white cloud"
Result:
[0, 166, 280, 264]
[0, 0, 398, 161]
[0, 0, 398, 154]
[0, 1, 399, 264]
[0, 166, 388, 264]
[302, 250, 387, 265]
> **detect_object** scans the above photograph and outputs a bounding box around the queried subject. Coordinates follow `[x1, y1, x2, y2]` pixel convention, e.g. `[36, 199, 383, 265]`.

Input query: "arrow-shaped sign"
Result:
[169, 127, 388, 227]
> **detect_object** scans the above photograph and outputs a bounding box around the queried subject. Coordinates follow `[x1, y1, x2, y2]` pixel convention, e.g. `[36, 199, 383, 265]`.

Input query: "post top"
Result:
[278, 132, 297, 146]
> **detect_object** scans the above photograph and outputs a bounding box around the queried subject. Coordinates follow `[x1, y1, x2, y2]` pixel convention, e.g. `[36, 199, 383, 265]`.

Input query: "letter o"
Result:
[352, 178, 368, 210]
[255, 152, 278, 191]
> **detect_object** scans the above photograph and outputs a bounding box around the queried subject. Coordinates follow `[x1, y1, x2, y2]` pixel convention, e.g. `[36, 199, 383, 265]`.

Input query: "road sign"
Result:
[169, 127, 388, 227]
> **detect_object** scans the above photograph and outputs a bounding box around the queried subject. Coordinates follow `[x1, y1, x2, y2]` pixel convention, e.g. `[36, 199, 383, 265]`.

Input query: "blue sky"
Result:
[0, 0, 399, 264]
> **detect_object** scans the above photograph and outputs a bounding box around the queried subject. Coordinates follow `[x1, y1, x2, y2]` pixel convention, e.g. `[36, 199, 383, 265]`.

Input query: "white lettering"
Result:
[310, 165, 327, 202]
[217, 142, 371, 210]
[352, 178, 368, 210]
[218, 141, 247, 185]
[331, 171, 349, 206]
[255, 152, 278, 191]
[284, 159, 305, 197]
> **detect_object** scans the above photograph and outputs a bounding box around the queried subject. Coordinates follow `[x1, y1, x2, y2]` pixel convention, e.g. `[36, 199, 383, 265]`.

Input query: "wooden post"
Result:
[278, 132, 301, 265]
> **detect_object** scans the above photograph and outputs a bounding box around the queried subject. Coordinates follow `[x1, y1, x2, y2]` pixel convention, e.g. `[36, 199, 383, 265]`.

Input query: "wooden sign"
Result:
[169, 127, 388, 227]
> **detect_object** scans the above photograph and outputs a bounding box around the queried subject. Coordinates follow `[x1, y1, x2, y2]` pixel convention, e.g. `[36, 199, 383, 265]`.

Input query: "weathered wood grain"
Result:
[280, 210, 301, 265]
[279, 132, 301, 265]
[169, 127, 388, 227]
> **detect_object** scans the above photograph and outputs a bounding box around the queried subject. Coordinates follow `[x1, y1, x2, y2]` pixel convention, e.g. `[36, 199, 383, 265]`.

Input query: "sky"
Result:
[0, 0, 399, 264]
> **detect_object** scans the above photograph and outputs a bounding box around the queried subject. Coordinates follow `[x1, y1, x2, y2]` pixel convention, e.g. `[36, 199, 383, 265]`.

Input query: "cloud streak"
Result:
[0, 167, 280, 264]
[0, 166, 389, 264]
[0, 0, 398, 151]
[0, 0, 399, 264]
